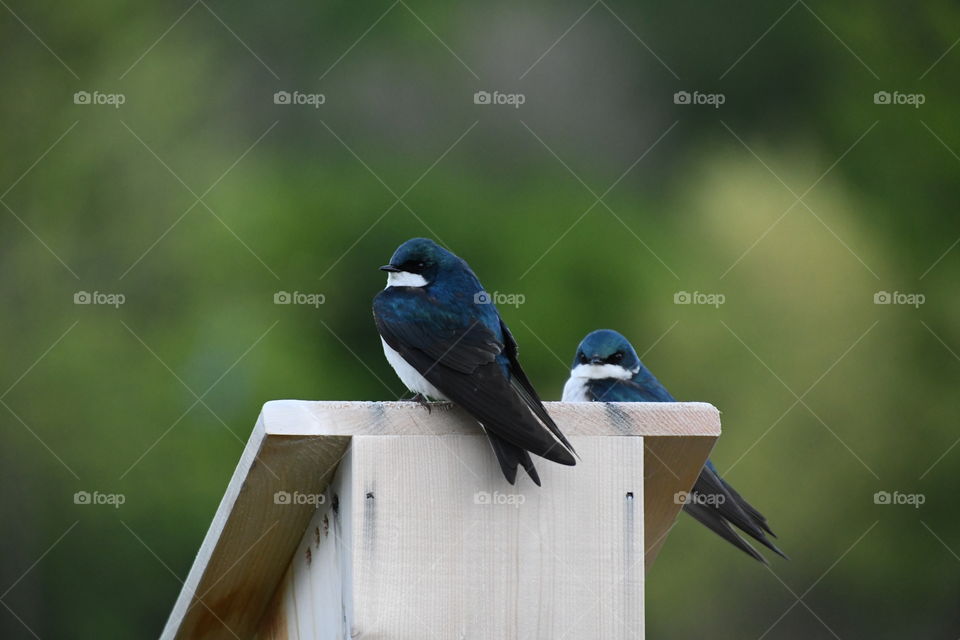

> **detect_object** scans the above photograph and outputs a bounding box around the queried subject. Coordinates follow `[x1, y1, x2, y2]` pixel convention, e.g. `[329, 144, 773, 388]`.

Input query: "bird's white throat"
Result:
[568, 363, 635, 380]
[385, 271, 428, 288]
[561, 363, 635, 402]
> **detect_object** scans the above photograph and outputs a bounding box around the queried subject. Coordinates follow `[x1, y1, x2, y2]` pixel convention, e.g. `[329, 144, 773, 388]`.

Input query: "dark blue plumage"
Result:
[563, 329, 785, 563]
[373, 238, 577, 485]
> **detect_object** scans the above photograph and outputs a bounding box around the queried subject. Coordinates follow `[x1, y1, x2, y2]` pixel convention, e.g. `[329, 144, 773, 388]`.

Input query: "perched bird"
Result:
[372, 238, 577, 485]
[563, 329, 785, 563]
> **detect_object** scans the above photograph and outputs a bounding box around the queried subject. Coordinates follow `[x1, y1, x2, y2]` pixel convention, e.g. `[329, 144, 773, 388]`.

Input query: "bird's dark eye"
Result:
[608, 352, 624, 364]
[400, 259, 428, 273]
[578, 353, 588, 364]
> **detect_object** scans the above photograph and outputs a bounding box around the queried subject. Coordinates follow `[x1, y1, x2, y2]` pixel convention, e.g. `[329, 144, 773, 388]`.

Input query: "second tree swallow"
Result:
[563, 329, 785, 562]
[372, 238, 577, 485]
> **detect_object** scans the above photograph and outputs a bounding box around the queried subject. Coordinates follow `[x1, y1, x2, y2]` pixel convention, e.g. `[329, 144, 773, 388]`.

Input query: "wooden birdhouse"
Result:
[161, 400, 718, 639]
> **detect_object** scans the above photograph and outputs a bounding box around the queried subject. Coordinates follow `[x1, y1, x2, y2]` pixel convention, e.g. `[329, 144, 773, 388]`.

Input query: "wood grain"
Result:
[262, 436, 645, 639]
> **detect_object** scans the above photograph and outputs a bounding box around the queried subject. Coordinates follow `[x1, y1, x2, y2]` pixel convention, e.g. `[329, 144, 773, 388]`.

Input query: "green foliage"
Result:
[1, 1, 958, 637]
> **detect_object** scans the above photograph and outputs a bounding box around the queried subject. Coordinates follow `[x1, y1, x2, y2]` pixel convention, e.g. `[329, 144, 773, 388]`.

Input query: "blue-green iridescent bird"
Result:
[373, 238, 577, 485]
[563, 329, 785, 563]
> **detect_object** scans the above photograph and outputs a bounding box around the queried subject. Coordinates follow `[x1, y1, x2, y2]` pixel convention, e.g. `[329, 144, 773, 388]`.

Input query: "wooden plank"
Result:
[643, 435, 715, 563]
[258, 435, 645, 639]
[260, 457, 353, 640]
[258, 556, 293, 640]
[350, 435, 645, 639]
[160, 415, 351, 640]
[162, 401, 718, 640]
[260, 399, 719, 439]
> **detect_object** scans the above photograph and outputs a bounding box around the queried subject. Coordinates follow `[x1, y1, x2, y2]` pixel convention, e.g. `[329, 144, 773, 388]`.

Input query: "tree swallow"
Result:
[563, 329, 785, 563]
[373, 238, 577, 486]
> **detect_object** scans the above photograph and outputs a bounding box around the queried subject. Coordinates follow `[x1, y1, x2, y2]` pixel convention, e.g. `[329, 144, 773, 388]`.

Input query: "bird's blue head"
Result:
[380, 238, 461, 288]
[570, 329, 642, 380]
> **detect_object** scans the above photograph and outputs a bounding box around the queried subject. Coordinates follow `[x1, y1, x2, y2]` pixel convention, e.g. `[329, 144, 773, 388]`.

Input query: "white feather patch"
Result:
[562, 363, 636, 402]
[561, 376, 591, 402]
[385, 271, 428, 288]
[380, 338, 449, 400]
[568, 363, 635, 380]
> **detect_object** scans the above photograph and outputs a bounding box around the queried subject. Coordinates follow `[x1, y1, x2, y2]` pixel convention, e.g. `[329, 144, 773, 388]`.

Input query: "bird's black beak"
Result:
[379, 264, 401, 272]
[589, 357, 604, 365]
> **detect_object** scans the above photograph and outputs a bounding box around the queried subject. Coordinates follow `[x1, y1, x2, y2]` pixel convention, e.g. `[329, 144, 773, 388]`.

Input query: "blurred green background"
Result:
[2, 2, 959, 637]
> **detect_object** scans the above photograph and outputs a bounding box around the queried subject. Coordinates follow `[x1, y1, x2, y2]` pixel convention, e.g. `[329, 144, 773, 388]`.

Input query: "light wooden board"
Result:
[261, 435, 645, 639]
[161, 401, 718, 640]
[259, 448, 358, 640]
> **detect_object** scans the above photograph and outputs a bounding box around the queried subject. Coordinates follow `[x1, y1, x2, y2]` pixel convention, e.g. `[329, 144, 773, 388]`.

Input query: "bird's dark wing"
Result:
[374, 289, 576, 467]
[373, 289, 502, 373]
[499, 320, 577, 457]
[588, 372, 784, 561]
[684, 463, 786, 561]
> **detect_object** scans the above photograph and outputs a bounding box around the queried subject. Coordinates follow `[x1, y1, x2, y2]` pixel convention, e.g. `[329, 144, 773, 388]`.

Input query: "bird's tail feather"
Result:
[507, 376, 578, 463]
[722, 480, 778, 539]
[687, 465, 787, 561]
[683, 503, 768, 564]
[487, 431, 541, 486]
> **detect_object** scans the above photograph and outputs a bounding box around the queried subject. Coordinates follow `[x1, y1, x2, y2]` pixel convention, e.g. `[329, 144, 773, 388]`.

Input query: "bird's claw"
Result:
[410, 393, 432, 413]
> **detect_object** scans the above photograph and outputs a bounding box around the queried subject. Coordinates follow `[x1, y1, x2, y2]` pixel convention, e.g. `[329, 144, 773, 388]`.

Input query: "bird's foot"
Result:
[410, 393, 432, 413]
